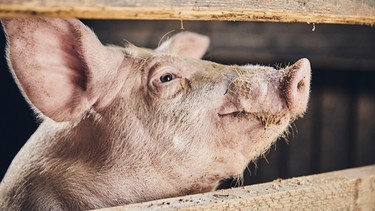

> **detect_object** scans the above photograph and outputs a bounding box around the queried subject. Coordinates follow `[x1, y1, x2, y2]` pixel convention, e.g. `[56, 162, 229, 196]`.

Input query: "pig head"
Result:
[0, 18, 311, 210]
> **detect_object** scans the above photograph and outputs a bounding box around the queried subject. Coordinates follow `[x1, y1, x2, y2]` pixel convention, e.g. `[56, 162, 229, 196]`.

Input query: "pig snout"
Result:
[282, 58, 311, 117]
[220, 58, 311, 121]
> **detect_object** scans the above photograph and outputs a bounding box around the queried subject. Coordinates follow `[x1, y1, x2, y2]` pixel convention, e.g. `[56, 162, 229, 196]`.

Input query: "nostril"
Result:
[297, 78, 306, 93]
[283, 58, 311, 116]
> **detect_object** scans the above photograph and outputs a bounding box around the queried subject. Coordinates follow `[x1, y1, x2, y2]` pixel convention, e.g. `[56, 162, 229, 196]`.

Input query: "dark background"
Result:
[1, 20, 375, 186]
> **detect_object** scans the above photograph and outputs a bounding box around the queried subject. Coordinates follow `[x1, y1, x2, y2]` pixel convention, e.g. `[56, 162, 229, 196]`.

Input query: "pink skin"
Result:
[0, 18, 311, 210]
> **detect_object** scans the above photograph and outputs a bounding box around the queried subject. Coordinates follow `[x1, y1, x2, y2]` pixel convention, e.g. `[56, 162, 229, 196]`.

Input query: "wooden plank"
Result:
[93, 165, 375, 210]
[0, 0, 374, 25]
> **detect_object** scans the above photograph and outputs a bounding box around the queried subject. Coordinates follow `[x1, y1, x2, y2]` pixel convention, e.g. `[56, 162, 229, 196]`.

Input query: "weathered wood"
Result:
[0, 0, 374, 25]
[93, 165, 375, 210]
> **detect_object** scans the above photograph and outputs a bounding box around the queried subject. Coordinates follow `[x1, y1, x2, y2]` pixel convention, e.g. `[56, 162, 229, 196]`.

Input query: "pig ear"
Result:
[155, 31, 210, 59]
[2, 18, 124, 122]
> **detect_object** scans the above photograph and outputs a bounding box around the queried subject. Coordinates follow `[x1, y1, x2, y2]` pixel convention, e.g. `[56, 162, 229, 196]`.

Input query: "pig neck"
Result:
[44, 115, 219, 202]
[96, 116, 220, 197]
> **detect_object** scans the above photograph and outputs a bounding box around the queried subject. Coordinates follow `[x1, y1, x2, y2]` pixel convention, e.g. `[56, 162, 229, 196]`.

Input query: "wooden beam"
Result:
[94, 165, 375, 210]
[0, 0, 374, 25]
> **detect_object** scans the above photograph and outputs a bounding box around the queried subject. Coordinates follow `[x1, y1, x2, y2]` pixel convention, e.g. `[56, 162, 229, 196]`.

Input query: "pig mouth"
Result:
[219, 111, 288, 128]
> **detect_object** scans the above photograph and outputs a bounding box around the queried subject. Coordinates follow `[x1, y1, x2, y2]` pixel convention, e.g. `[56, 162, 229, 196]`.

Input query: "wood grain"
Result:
[94, 165, 375, 210]
[0, 0, 374, 25]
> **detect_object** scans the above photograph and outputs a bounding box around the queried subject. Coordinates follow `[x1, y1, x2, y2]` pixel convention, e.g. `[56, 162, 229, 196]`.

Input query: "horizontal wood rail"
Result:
[95, 165, 375, 210]
[0, 0, 374, 25]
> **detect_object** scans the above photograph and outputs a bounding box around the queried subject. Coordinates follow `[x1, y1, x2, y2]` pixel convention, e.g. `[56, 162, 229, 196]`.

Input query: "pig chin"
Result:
[213, 110, 291, 179]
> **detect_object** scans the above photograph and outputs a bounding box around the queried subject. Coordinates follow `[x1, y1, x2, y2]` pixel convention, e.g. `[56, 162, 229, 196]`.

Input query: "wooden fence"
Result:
[0, 0, 374, 25]
[95, 165, 375, 210]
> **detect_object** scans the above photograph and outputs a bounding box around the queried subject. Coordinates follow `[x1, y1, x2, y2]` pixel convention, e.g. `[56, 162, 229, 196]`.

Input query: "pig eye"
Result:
[160, 73, 174, 83]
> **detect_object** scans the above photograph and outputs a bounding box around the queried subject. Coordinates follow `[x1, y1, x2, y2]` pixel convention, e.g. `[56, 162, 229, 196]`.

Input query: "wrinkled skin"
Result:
[0, 18, 311, 210]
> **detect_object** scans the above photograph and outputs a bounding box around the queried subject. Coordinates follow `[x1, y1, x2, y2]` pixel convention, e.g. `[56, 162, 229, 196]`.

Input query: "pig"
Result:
[0, 18, 311, 210]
